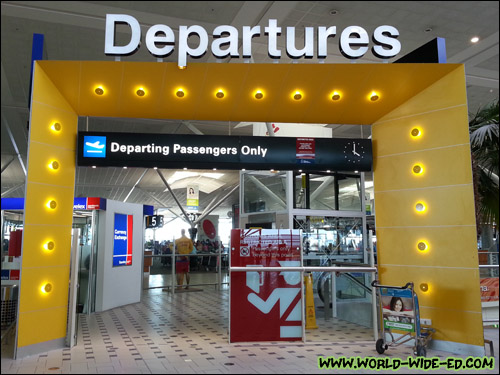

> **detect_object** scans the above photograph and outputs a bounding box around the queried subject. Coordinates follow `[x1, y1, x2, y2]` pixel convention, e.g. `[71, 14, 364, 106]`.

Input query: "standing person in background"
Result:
[175, 229, 194, 289]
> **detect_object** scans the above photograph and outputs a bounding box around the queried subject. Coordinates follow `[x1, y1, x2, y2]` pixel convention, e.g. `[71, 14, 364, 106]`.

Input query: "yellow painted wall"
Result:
[18, 62, 78, 348]
[372, 66, 483, 347]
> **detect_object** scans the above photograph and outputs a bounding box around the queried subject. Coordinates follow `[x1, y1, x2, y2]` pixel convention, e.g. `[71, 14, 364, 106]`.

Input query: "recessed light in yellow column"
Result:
[48, 160, 60, 171]
[415, 202, 426, 213]
[51, 122, 62, 133]
[293, 91, 302, 100]
[41, 283, 53, 294]
[417, 241, 429, 252]
[46, 200, 57, 210]
[412, 164, 424, 175]
[411, 127, 422, 138]
[419, 283, 429, 292]
[176, 88, 185, 98]
[44, 241, 55, 251]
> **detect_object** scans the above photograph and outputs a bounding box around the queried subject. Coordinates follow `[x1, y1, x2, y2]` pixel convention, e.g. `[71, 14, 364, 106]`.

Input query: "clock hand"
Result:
[353, 151, 360, 156]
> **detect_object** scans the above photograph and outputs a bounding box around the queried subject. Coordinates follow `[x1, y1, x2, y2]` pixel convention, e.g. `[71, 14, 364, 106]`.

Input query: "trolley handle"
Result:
[371, 280, 413, 290]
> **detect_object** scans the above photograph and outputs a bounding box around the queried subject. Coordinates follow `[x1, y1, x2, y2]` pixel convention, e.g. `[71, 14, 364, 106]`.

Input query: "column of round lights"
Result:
[44, 120, 62, 298]
[42, 239, 55, 298]
[410, 124, 430, 293]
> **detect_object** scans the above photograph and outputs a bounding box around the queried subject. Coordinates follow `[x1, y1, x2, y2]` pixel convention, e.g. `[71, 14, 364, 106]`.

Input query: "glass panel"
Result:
[298, 215, 373, 341]
[143, 217, 230, 290]
[243, 171, 287, 213]
[294, 173, 308, 209]
[75, 219, 91, 314]
[338, 176, 362, 211]
[296, 216, 365, 260]
[89, 212, 98, 313]
[309, 175, 336, 210]
[311, 271, 374, 338]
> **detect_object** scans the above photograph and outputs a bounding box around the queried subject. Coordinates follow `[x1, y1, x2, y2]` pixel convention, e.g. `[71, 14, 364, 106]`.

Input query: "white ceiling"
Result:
[1, 1, 499, 219]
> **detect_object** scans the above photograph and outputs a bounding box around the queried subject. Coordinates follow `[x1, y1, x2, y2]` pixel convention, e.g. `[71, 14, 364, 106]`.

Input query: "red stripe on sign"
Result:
[127, 215, 133, 265]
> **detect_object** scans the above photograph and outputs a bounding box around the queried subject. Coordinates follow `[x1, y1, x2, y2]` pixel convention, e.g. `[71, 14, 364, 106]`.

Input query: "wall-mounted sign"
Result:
[77, 132, 372, 172]
[113, 213, 133, 267]
[73, 197, 106, 210]
[145, 215, 164, 229]
[105, 15, 401, 67]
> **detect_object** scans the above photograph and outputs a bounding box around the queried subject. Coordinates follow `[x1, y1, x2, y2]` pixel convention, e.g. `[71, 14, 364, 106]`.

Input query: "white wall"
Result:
[95, 200, 144, 312]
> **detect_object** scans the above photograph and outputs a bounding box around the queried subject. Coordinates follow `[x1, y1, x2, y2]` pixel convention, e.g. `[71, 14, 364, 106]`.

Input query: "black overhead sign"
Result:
[77, 132, 372, 172]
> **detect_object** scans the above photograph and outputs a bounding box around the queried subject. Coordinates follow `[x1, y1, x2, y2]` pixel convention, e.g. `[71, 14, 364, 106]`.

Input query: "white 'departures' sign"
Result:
[105, 15, 401, 67]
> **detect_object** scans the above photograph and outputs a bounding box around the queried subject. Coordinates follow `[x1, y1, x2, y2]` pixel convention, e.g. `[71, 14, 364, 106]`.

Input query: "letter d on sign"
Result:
[105, 14, 141, 55]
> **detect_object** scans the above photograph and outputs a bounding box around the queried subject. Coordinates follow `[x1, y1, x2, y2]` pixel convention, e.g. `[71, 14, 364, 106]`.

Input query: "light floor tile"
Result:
[1, 282, 498, 374]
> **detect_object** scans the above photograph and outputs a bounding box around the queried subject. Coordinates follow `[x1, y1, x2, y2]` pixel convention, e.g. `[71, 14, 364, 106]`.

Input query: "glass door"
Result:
[73, 210, 99, 314]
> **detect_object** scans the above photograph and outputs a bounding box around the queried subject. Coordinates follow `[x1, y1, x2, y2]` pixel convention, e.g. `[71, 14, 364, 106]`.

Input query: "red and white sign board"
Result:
[230, 229, 302, 342]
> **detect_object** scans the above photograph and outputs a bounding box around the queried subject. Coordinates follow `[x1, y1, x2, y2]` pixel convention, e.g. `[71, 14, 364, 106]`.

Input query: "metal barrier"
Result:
[230, 265, 377, 342]
[144, 252, 229, 292]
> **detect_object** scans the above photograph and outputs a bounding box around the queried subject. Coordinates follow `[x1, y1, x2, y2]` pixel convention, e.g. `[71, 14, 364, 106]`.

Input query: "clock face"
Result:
[343, 141, 366, 164]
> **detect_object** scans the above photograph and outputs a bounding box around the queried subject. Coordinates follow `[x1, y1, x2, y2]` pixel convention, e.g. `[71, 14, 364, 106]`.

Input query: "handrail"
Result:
[230, 266, 377, 273]
[341, 272, 373, 294]
[479, 265, 499, 268]
[371, 280, 413, 290]
[145, 253, 227, 257]
[143, 252, 229, 291]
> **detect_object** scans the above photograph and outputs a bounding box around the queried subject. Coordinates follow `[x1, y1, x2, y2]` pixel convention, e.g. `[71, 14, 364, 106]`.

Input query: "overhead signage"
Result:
[187, 185, 199, 211]
[77, 132, 372, 172]
[113, 213, 133, 267]
[105, 15, 401, 67]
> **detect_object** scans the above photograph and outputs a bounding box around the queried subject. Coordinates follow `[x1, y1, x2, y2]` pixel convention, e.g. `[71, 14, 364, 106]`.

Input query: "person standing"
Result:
[175, 229, 194, 289]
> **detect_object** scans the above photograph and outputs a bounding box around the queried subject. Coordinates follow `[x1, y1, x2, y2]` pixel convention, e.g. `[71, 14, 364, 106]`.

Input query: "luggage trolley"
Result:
[372, 280, 435, 357]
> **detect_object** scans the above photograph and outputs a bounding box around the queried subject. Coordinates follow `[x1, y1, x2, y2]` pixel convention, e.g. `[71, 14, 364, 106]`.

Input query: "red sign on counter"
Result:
[230, 229, 302, 342]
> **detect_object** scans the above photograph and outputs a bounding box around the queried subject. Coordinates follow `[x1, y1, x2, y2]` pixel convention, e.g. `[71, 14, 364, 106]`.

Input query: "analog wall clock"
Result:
[343, 141, 366, 164]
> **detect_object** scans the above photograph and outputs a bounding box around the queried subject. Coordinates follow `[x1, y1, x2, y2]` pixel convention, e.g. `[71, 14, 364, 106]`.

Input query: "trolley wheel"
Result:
[376, 339, 386, 354]
[416, 345, 427, 357]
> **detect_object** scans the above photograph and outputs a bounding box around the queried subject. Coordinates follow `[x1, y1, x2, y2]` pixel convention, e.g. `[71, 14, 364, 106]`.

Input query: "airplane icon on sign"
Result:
[85, 141, 105, 149]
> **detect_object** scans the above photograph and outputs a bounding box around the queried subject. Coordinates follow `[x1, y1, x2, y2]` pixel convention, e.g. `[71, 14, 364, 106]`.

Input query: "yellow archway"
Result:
[19, 61, 482, 356]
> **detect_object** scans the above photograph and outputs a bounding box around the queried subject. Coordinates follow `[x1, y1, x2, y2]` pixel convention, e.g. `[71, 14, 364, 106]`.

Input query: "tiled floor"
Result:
[1, 274, 499, 374]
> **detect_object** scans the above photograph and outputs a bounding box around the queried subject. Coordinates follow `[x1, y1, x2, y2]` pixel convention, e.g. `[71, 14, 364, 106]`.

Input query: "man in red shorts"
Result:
[175, 229, 194, 289]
